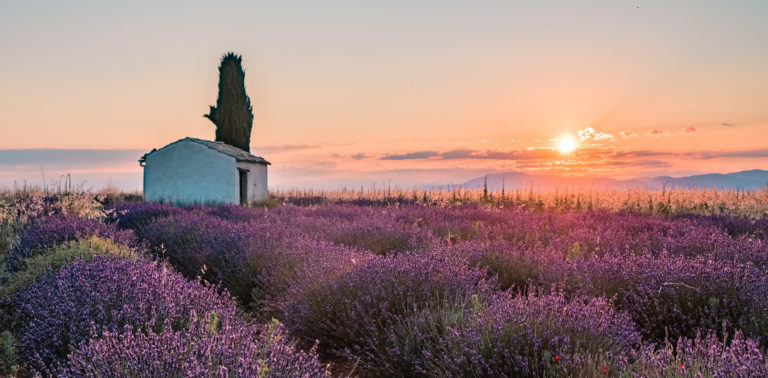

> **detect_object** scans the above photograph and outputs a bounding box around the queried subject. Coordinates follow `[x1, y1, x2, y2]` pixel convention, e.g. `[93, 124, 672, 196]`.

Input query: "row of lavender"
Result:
[102, 202, 768, 376]
[0, 215, 329, 376]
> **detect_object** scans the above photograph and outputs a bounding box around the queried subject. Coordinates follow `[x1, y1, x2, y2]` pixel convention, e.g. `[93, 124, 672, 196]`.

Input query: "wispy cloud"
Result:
[646, 127, 699, 137]
[381, 150, 441, 160]
[612, 150, 669, 159]
[441, 149, 479, 159]
[686, 148, 768, 160]
[600, 148, 768, 161]
[351, 153, 369, 160]
[381, 148, 560, 161]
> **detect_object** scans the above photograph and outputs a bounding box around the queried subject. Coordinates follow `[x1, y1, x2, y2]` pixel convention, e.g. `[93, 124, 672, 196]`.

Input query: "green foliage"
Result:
[0, 236, 138, 298]
[207, 311, 220, 336]
[205, 52, 254, 152]
[0, 223, 12, 264]
[0, 331, 16, 375]
[251, 196, 281, 208]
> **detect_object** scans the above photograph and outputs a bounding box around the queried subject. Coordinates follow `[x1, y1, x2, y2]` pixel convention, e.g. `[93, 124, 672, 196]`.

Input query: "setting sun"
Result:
[558, 137, 576, 153]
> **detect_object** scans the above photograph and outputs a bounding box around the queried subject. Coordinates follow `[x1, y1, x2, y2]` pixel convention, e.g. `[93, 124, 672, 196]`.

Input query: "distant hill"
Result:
[460, 169, 768, 191]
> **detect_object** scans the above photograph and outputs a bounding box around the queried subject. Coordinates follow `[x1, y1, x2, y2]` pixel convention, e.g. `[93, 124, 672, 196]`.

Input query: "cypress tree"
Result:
[204, 52, 254, 152]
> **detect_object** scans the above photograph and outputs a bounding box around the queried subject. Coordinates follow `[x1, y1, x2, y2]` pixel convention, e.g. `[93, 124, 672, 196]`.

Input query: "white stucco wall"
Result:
[236, 161, 269, 202]
[144, 140, 238, 204]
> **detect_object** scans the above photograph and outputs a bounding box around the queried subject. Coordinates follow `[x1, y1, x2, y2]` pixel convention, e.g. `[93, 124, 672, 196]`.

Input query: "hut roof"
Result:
[141, 137, 270, 166]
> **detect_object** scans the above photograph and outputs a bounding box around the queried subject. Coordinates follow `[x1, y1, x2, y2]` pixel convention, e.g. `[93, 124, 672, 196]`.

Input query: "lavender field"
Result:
[1, 189, 768, 377]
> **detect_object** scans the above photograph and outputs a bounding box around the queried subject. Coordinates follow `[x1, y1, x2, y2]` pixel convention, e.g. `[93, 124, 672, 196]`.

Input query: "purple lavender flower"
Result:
[424, 292, 642, 377]
[278, 249, 495, 373]
[633, 329, 768, 376]
[6, 215, 137, 272]
[107, 201, 183, 230]
[10, 256, 239, 373]
[58, 319, 329, 377]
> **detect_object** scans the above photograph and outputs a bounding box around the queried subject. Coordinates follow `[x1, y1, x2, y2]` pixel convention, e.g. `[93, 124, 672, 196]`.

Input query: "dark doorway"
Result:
[238, 169, 248, 205]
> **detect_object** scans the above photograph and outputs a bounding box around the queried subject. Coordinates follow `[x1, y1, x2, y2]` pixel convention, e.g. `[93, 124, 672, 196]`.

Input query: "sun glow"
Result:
[558, 137, 576, 153]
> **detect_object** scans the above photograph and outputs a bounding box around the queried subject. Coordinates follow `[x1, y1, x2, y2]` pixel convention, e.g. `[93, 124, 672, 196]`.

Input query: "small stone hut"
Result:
[140, 137, 270, 205]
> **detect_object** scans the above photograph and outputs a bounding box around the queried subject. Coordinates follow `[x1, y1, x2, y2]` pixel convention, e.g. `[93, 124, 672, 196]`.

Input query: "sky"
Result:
[1, 0, 767, 190]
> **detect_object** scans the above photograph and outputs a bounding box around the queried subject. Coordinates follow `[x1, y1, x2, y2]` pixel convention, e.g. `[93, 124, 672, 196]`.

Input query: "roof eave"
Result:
[237, 158, 271, 165]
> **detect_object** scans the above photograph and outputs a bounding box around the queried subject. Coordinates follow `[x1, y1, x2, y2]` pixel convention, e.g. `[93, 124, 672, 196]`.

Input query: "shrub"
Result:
[5, 215, 137, 272]
[107, 201, 183, 230]
[9, 256, 239, 373]
[53, 200, 768, 375]
[251, 234, 370, 314]
[133, 210, 370, 311]
[0, 223, 13, 264]
[578, 254, 768, 345]
[325, 220, 434, 255]
[365, 295, 481, 376]
[674, 214, 768, 239]
[136, 212, 308, 303]
[58, 319, 330, 377]
[1, 191, 106, 259]
[278, 250, 495, 373]
[454, 240, 567, 292]
[0, 331, 16, 376]
[252, 205, 436, 255]
[0, 236, 138, 298]
[632, 329, 768, 377]
[279, 195, 327, 207]
[185, 203, 268, 223]
[423, 292, 642, 377]
[4, 192, 104, 226]
[136, 212, 256, 298]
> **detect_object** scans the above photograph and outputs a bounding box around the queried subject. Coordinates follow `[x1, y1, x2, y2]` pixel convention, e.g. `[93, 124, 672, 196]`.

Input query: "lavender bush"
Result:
[318, 217, 435, 255]
[5, 215, 137, 272]
[423, 292, 643, 377]
[127, 208, 371, 312]
[361, 295, 480, 376]
[135, 212, 261, 300]
[58, 319, 329, 377]
[196, 204, 436, 255]
[184, 203, 269, 223]
[452, 240, 566, 292]
[0, 236, 139, 298]
[9, 256, 240, 373]
[1, 191, 105, 259]
[278, 250, 495, 373]
[632, 329, 768, 377]
[574, 253, 768, 344]
[90, 199, 768, 375]
[108, 201, 183, 230]
[674, 213, 768, 239]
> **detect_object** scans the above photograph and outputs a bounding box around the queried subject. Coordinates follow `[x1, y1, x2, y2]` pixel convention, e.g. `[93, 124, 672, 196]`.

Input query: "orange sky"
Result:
[1, 1, 767, 189]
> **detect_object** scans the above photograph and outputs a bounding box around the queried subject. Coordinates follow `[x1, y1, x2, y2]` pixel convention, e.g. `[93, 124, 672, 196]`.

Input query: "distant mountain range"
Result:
[459, 169, 768, 191]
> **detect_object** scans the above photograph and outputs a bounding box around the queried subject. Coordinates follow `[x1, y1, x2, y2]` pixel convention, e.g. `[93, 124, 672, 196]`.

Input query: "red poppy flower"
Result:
[554, 356, 560, 363]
